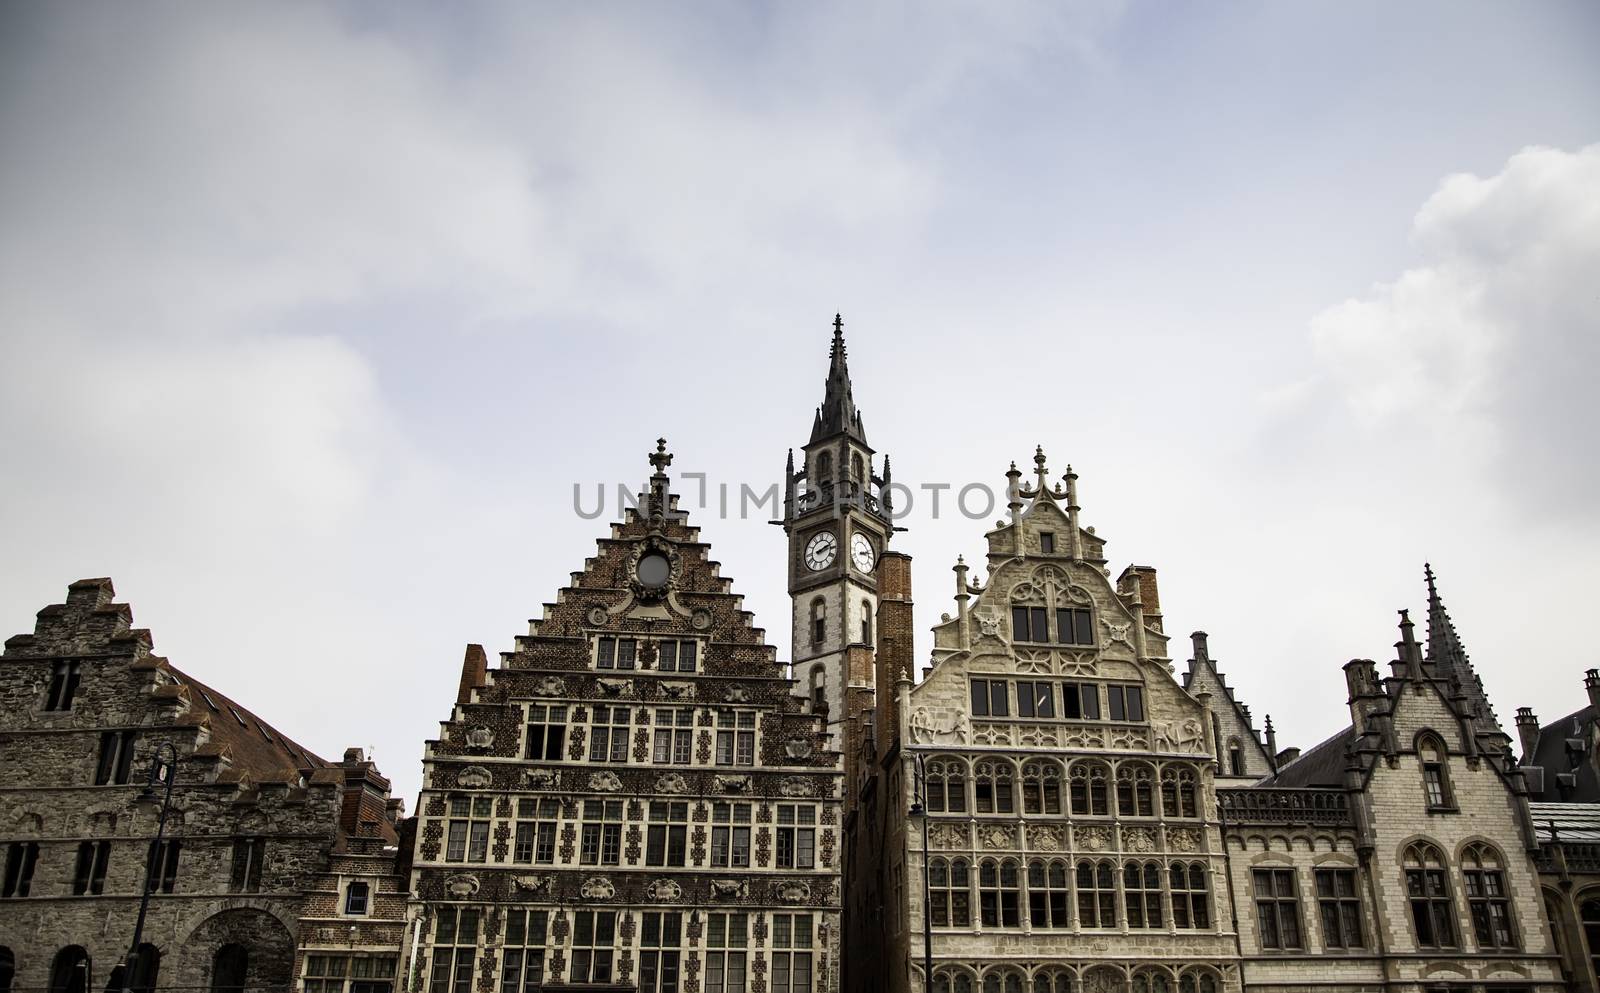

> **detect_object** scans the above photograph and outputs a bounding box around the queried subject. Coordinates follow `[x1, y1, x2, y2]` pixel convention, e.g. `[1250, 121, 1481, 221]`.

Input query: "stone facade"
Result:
[0, 578, 399, 993]
[405, 441, 843, 993]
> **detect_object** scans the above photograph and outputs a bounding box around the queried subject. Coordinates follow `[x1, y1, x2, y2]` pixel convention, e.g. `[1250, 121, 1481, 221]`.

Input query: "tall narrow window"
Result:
[428, 909, 478, 993]
[44, 661, 82, 711]
[925, 761, 966, 813]
[3, 842, 40, 897]
[1462, 843, 1517, 949]
[579, 800, 624, 867]
[1582, 899, 1600, 984]
[588, 706, 632, 763]
[1125, 862, 1164, 928]
[776, 805, 816, 869]
[711, 803, 753, 869]
[770, 914, 814, 993]
[146, 839, 181, 893]
[979, 858, 1021, 927]
[524, 705, 567, 761]
[1228, 742, 1246, 777]
[704, 913, 749, 993]
[1077, 859, 1117, 927]
[929, 857, 972, 927]
[639, 912, 683, 993]
[1404, 842, 1457, 948]
[1069, 763, 1109, 816]
[95, 731, 137, 785]
[230, 837, 266, 891]
[1315, 867, 1364, 948]
[652, 709, 694, 764]
[128, 945, 159, 993]
[1021, 761, 1062, 815]
[500, 910, 548, 993]
[1107, 685, 1145, 722]
[344, 881, 370, 915]
[445, 796, 492, 863]
[1161, 768, 1198, 818]
[974, 762, 1014, 814]
[1418, 735, 1454, 810]
[1015, 681, 1055, 719]
[1056, 608, 1093, 646]
[1039, 532, 1055, 553]
[861, 600, 873, 645]
[71, 841, 110, 895]
[569, 911, 617, 984]
[1172, 862, 1210, 929]
[815, 452, 832, 483]
[1116, 764, 1155, 817]
[646, 802, 689, 867]
[850, 453, 863, 482]
[811, 599, 826, 649]
[513, 798, 559, 865]
[1253, 868, 1303, 949]
[1027, 859, 1070, 928]
[49, 947, 92, 993]
[1060, 682, 1099, 720]
[715, 712, 756, 766]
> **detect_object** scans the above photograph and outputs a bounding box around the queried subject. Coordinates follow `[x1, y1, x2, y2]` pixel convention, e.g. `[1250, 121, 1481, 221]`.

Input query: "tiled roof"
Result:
[1527, 704, 1600, 802]
[161, 659, 331, 783]
[1532, 801, 1600, 843]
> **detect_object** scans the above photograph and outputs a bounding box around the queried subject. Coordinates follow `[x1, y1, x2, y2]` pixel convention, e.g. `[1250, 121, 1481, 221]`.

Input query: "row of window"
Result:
[430, 908, 816, 993]
[525, 706, 758, 766]
[807, 597, 875, 650]
[934, 970, 1219, 993]
[927, 857, 1212, 931]
[1011, 606, 1095, 647]
[304, 954, 397, 993]
[2, 837, 264, 898]
[925, 760, 1199, 818]
[441, 796, 820, 870]
[970, 679, 1144, 723]
[595, 637, 699, 673]
[1251, 844, 1516, 953]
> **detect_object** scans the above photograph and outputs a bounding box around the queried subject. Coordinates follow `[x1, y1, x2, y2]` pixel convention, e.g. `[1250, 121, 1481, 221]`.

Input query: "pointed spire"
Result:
[810, 313, 868, 445]
[1423, 563, 1506, 741]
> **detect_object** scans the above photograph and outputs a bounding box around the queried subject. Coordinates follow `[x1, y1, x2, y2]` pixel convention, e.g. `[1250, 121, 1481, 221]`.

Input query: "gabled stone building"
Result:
[0, 578, 399, 993]
[407, 442, 843, 993]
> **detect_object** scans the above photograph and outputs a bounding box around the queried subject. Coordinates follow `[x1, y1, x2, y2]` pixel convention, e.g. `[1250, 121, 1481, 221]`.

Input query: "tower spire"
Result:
[811, 313, 868, 445]
[1423, 563, 1507, 741]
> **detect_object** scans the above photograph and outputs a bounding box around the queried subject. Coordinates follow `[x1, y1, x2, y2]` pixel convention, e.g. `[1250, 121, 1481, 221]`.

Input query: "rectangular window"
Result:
[1407, 868, 1458, 948]
[1010, 606, 1051, 643]
[657, 640, 698, 673]
[44, 660, 82, 711]
[570, 910, 618, 984]
[711, 803, 753, 869]
[646, 801, 689, 867]
[597, 636, 637, 670]
[147, 838, 181, 893]
[1039, 532, 1055, 553]
[653, 709, 695, 764]
[445, 795, 492, 863]
[771, 914, 815, 993]
[1057, 608, 1094, 645]
[525, 705, 567, 761]
[705, 913, 749, 993]
[1423, 766, 1449, 808]
[501, 909, 549, 993]
[305, 955, 399, 993]
[513, 798, 559, 864]
[1315, 868, 1365, 949]
[970, 679, 1010, 718]
[230, 837, 266, 892]
[716, 712, 756, 766]
[1465, 867, 1517, 949]
[588, 705, 633, 763]
[429, 907, 479, 993]
[1015, 681, 1055, 719]
[72, 840, 111, 895]
[2, 842, 39, 898]
[1059, 682, 1100, 720]
[95, 730, 137, 785]
[580, 800, 624, 866]
[640, 911, 684, 993]
[1107, 685, 1145, 722]
[1253, 868, 1303, 950]
[776, 805, 817, 869]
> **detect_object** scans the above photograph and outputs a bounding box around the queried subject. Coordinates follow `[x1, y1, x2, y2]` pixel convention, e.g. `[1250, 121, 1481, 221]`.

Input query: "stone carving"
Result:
[514, 875, 553, 895]
[1154, 719, 1207, 754]
[659, 680, 695, 700]
[656, 773, 691, 795]
[1168, 827, 1200, 852]
[647, 878, 684, 901]
[980, 825, 1015, 850]
[1123, 826, 1156, 853]
[456, 766, 492, 789]
[1108, 728, 1149, 750]
[717, 775, 753, 794]
[972, 724, 1013, 746]
[1062, 728, 1105, 749]
[711, 878, 749, 899]
[589, 771, 623, 792]
[691, 608, 713, 630]
[775, 880, 812, 904]
[928, 823, 967, 849]
[976, 612, 1001, 639]
[524, 769, 557, 790]
[779, 776, 812, 798]
[581, 876, 616, 899]
[1084, 968, 1122, 993]
[1019, 727, 1060, 748]
[910, 708, 970, 745]
[784, 737, 813, 760]
[1078, 826, 1110, 852]
[587, 606, 610, 627]
[444, 873, 480, 898]
[1103, 619, 1133, 648]
[465, 726, 494, 751]
[724, 685, 752, 704]
[597, 677, 635, 698]
[533, 676, 565, 697]
[1028, 825, 1066, 851]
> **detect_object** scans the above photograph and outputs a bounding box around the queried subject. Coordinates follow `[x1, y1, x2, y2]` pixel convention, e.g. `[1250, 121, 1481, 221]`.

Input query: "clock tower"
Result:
[782, 315, 896, 747]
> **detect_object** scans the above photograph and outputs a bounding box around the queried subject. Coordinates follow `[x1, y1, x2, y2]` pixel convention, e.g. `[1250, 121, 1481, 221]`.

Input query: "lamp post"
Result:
[909, 753, 934, 993]
[124, 740, 178, 993]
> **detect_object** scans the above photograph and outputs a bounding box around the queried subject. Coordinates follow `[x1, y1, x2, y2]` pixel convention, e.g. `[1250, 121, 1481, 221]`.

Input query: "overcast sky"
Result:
[3, 1, 1597, 803]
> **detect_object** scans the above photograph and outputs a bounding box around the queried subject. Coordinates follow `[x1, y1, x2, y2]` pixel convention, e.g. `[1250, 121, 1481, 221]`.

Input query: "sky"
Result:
[2, 1, 1597, 804]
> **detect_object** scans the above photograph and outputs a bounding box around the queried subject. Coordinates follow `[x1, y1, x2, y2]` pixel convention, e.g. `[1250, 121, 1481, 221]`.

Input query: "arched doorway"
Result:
[1, 947, 16, 993]
[212, 945, 248, 993]
[49, 948, 91, 993]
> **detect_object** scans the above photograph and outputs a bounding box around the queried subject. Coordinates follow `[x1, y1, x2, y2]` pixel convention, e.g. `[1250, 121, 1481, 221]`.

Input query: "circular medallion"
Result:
[637, 551, 671, 588]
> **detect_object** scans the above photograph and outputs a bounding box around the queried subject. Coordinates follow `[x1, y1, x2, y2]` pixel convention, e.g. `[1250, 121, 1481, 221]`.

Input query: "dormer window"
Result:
[344, 880, 370, 915]
[1039, 532, 1055, 554]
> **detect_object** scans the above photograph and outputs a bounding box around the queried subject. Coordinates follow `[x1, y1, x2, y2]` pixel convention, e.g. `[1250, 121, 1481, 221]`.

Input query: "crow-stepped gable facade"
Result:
[408, 440, 844, 993]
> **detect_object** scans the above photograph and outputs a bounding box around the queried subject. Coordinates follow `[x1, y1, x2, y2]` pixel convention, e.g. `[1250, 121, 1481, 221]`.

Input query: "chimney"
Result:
[1264, 716, 1280, 774]
[875, 552, 914, 759]
[1344, 659, 1380, 733]
[1190, 631, 1209, 664]
[1276, 747, 1301, 767]
[1586, 670, 1600, 712]
[1514, 707, 1540, 764]
[457, 644, 489, 705]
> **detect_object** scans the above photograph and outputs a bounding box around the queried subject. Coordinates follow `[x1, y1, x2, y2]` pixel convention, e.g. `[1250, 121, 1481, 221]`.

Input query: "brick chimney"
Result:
[458, 644, 489, 705]
[1514, 707, 1540, 764]
[875, 551, 914, 758]
[1586, 669, 1600, 713]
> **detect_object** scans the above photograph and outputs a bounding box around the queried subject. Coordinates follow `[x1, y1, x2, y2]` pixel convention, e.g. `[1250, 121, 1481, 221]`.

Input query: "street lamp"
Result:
[124, 740, 178, 993]
[909, 753, 934, 993]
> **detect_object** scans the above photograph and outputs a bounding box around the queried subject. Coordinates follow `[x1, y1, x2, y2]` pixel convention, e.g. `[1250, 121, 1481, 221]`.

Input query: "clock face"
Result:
[804, 531, 838, 571]
[851, 532, 876, 572]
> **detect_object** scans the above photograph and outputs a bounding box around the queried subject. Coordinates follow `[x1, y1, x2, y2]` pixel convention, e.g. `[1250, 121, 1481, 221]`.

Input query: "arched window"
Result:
[1171, 862, 1211, 929]
[1161, 768, 1197, 818]
[1228, 740, 1245, 777]
[1126, 861, 1164, 928]
[1027, 859, 1070, 927]
[1581, 898, 1600, 983]
[981, 973, 1023, 993]
[1033, 973, 1072, 993]
[929, 857, 971, 927]
[1076, 859, 1117, 927]
[1132, 973, 1170, 993]
[816, 452, 833, 483]
[1069, 763, 1109, 816]
[926, 761, 966, 814]
[975, 762, 1014, 814]
[851, 453, 864, 483]
[1116, 764, 1154, 817]
[1022, 761, 1062, 815]
[1462, 843, 1517, 949]
[810, 598, 826, 649]
[1418, 734, 1454, 809]
[1404, 842, 1457, 949]
[808, 666, 826, 713]
[1178, 973, 1218, 993]
[861, 599, 873, 645]
[128, 945, 159, 993]
[345, 880, 370, 915]
[211, 944, 248, 993]
[48, 948, 91, 993]
[979, 858, 1021, 927]
[935, 973, 974, 993]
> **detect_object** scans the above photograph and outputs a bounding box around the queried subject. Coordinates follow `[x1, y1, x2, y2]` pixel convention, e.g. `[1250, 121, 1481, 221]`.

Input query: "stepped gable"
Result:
[2, 576, 331, 785]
